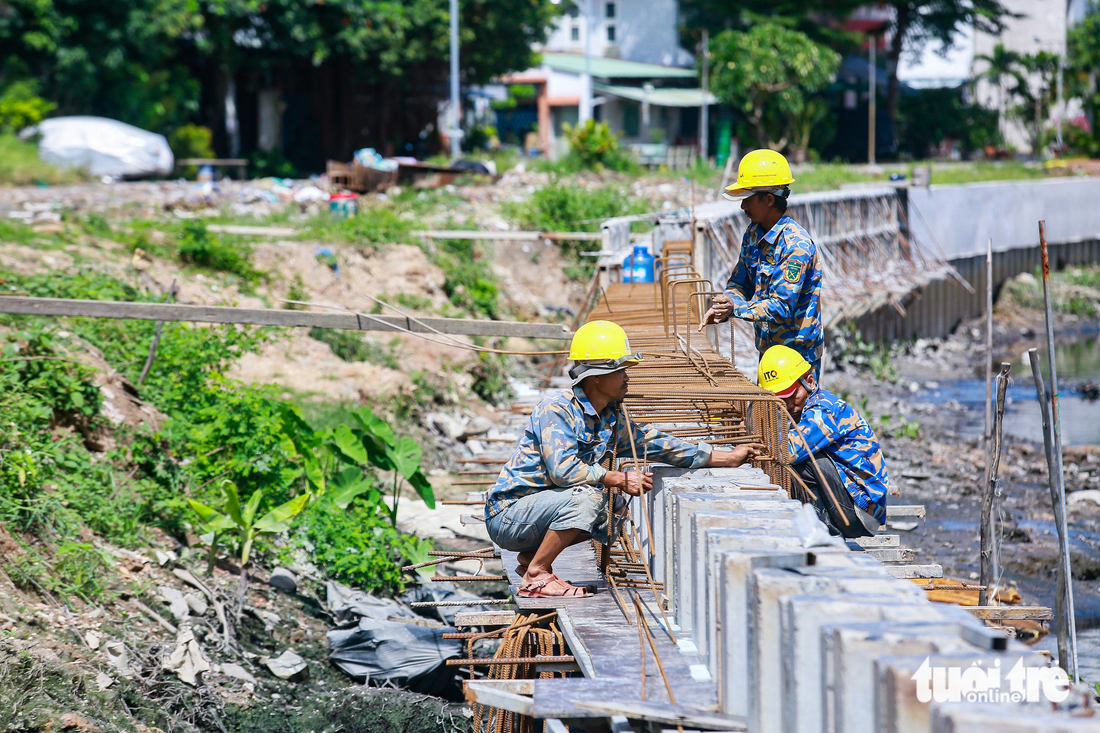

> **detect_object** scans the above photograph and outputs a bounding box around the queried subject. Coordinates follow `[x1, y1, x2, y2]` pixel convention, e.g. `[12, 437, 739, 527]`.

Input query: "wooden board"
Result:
[0, 296, 571, 340]
[967, 606, 1053, 621]
[886, 505, 926, 518]
[885, 564, 943, 579]
[455, 611, 517, 627]
[502, 543, 722, 720]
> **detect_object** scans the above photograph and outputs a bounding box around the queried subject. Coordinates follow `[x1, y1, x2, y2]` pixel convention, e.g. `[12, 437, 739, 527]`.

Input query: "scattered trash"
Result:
[95, 671, 115, 691]
[183, 593, 208, 616]
[263, 649, 308, 681]
[104, 640, 133, 677]
[327, 617, 460, 694]
[162, 627, 210, 686]
[159, 586, 191, 621]
[84, 630, 101, 650]
[154, 549, 177, 566]
[220, 662, 258, 685]
[293, 185, 328, 204]
[268, 567, 298, 594]
[329, 192, 359, 219]
[353, 148, 399, 172]
[452, 159, 496, 176]
[24, 116, 174, 178]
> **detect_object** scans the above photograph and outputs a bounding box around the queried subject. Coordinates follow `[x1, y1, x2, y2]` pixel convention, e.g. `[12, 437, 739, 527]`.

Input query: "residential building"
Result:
[501, 0, 712, 160]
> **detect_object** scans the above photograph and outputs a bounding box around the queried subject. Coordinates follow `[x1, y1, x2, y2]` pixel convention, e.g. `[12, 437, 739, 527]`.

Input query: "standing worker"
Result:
[700, 149, 823, 379]
[485, 321, 764, 598]
[758, 345, 886, 538]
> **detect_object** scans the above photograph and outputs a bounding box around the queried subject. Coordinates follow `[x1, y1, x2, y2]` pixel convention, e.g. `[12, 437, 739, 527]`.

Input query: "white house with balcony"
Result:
[501, 0, 713, 161]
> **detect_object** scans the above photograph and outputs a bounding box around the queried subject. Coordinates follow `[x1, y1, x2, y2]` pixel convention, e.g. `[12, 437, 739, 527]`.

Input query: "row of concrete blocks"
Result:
[626, 467, 1096, 733]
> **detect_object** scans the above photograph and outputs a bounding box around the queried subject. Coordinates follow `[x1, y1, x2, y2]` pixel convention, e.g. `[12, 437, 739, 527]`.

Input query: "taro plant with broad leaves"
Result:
[323, 407, 435, 526]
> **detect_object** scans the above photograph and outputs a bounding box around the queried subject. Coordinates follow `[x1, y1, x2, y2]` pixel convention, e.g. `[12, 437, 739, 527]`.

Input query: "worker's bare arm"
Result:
[603, 470, 653, 496]
[705, 442, 765, 468]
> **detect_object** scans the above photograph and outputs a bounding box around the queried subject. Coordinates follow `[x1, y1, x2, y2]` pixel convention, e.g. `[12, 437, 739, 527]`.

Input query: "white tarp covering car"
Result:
[22, 116, 174, 178]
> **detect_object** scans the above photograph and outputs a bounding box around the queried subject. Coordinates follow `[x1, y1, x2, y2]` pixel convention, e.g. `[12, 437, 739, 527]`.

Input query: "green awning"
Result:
[540, 53, 696, 79]
[594, 84, 716, 107]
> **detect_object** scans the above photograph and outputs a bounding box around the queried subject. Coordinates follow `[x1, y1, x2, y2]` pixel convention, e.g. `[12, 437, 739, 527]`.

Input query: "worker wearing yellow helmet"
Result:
[759, 345, 887, 538]
[700, 149, 824, 379]
[484, 321, 764, 598]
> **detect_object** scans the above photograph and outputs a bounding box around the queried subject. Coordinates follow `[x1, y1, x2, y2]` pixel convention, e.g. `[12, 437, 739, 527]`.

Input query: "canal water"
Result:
[918, 337, 1100, 447]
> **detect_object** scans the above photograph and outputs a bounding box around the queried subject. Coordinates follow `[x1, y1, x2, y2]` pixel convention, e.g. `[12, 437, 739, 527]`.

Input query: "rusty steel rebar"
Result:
[1038, 220, 1079, 679]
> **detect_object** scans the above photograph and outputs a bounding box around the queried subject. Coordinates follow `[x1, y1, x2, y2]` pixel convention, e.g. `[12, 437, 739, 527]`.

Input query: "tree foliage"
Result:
[975, 42, 1060, 154]
[0, 0, 559, 134]
[1066, 10, 1100, 156]
[881, 1, 1015, 131]
[709, 23, 840, 160]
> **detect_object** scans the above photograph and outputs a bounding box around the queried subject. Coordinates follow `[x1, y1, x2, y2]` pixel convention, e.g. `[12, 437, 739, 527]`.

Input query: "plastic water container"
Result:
[329, 192, 359, 219]
[623, 245, 655, 283]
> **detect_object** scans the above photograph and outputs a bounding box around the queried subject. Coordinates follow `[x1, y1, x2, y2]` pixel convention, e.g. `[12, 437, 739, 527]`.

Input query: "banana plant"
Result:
[188, 481, 310, 576]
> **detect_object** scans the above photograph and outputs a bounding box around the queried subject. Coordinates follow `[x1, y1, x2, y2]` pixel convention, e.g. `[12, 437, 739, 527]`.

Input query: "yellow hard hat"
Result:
[568, 320, 642, 384]
[723, 149, 795, 200]
[758, 345, 811, 398]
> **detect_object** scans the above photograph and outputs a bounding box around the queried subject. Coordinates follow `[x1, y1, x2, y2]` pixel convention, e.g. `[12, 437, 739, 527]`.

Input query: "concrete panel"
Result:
[930, 702, 1100, 732]
[700, 530, 803, 675]
[907, 177, 1100, 260]
[657, 482, 786, 585]
[874, 652, 1049, 733]
[715, 545, 807, 716]
[824, 621, 1015, 733]
[780, 595, 945, 733]
[673, 507, 798, 630]
[748, 562, 910, 733]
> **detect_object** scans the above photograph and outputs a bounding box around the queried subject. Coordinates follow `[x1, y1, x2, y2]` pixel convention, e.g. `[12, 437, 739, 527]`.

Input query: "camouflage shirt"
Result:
[724, 215, 823, 366]
[485, 386, 713, 518]
[787, 388, 889, 522]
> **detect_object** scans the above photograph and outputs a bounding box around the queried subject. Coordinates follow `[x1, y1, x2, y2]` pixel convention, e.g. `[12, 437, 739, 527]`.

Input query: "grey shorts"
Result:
[486, 486, 626, 553]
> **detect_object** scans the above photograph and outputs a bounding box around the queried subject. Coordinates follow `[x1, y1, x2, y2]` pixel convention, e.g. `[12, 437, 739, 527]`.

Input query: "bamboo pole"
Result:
[1027, 347, 1068, 670]
[1038, 220, 1078, 679]
[979, 362, 1010, 606]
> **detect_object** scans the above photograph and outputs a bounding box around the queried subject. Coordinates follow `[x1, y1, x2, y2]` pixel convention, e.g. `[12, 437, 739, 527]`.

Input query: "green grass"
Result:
[0, 134, 81, 186]
[622, 158, 1052, 195]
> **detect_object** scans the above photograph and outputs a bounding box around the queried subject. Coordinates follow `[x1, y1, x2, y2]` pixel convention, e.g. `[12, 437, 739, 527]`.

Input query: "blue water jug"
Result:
[623, 245, 655, 283]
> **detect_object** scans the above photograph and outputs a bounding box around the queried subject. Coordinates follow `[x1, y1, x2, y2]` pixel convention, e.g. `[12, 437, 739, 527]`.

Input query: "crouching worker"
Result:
[486, 321, 763, 599]
[758, 345, 888, 539]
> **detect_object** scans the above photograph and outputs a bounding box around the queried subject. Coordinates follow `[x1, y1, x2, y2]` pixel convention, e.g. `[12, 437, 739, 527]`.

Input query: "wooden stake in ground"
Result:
[979, 362, 1011, 606]
[1027, 347, 1068, 669]
[138, 279, 176, 386]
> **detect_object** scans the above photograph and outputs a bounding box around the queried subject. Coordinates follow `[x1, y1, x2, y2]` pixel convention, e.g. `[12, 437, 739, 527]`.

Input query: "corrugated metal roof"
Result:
[594, 84, 716, 107]
[540, 53, 696, 79]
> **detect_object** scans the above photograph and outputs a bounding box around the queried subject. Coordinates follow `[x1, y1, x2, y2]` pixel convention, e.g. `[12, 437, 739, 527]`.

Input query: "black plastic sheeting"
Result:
[328, 618, 461, 696]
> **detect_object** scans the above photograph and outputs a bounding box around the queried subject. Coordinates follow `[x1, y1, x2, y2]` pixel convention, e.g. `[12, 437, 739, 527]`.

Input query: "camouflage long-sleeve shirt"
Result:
[724, 215, 823, 368]
[485, 386, 713, 519]
[787, 388, 889, 522]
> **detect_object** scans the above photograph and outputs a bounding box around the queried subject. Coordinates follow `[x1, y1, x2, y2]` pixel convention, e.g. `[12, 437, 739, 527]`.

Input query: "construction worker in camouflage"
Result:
[700, 149, 823, 379]
[759, 345, 886, 538]
[485, 321, 764, 598]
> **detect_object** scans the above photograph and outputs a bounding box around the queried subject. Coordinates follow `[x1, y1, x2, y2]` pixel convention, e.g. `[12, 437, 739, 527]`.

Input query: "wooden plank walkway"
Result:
[502, 543, 746, 730]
